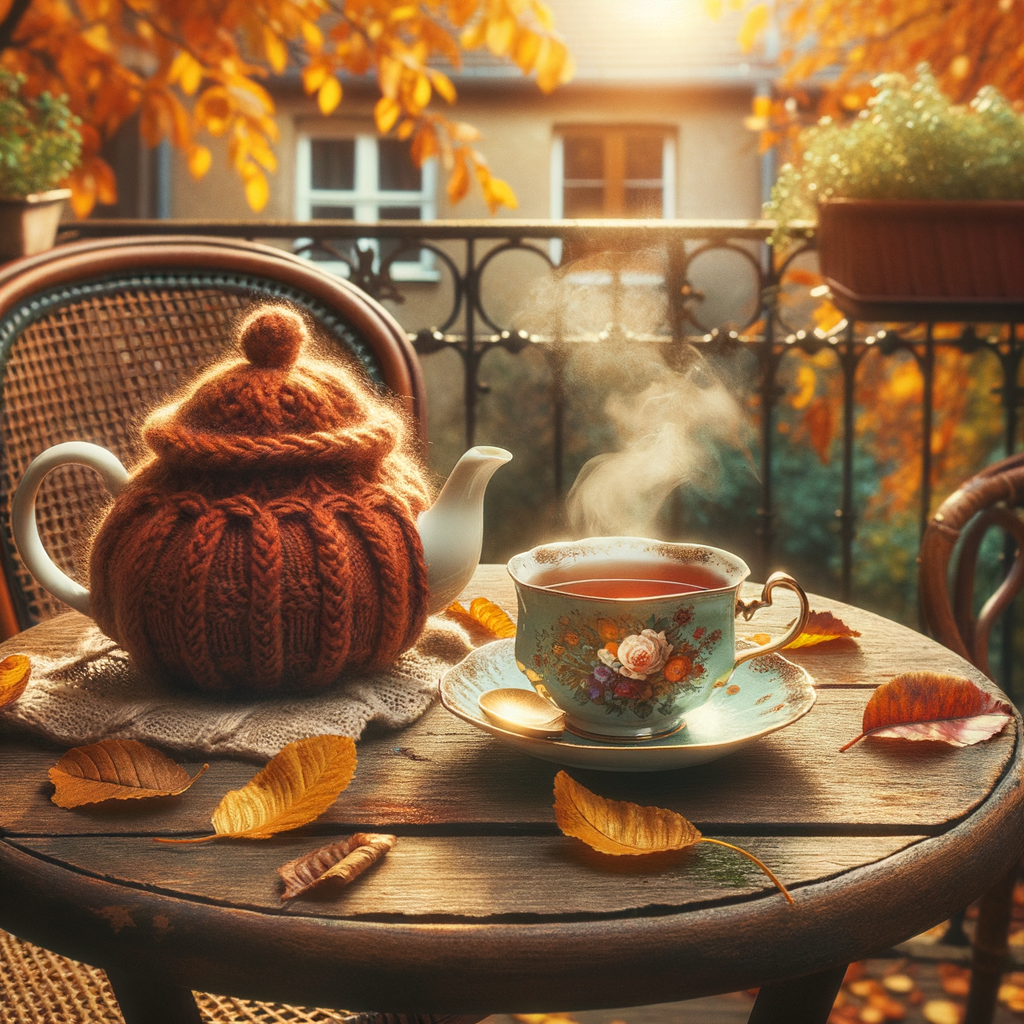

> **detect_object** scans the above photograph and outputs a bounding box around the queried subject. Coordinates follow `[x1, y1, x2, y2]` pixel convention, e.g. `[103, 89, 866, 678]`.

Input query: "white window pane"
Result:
[310, 140, 355, 190]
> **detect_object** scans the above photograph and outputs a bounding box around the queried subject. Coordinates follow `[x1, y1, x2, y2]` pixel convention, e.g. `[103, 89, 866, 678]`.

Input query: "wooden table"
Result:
[1, 566, 1022, 1024]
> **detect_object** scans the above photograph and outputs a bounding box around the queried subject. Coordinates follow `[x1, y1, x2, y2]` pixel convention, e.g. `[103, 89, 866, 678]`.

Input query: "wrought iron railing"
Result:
[64, 218, 1024, 695]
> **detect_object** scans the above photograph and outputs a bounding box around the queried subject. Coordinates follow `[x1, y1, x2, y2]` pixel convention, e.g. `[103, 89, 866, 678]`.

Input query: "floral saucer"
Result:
[439, 639, 816, 772]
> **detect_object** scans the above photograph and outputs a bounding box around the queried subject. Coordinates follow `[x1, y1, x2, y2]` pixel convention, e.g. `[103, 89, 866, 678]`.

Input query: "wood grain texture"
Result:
[1, 685, 1013, 834]
[8, 833, 924, 918]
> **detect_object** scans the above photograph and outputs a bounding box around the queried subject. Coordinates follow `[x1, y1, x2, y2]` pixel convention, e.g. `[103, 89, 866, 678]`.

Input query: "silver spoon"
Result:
[478, 688, 566, 739]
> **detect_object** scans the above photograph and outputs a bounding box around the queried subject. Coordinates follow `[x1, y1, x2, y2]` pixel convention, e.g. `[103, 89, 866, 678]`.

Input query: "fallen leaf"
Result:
[787, 610, 861, 648]
[840, 673, 1013, 751]
[444, 596, 516, 639]
[157, 735, 356, 842]
[278, 833, 396, 899]
[0, 654, 30, 708]
[49, 739, 208, 808]
[552, 772, 793, 902]
[922, 999, 962, 1024]
[883, 974, 915, 994]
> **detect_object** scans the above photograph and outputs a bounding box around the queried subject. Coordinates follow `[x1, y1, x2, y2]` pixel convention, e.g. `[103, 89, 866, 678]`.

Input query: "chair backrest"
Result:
[0, 235, 427, 634]
[919, 451, 1024, 678]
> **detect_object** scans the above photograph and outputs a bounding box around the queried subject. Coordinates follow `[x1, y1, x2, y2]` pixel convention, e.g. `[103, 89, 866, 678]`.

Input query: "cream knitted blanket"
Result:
[0, 611, 478, 761]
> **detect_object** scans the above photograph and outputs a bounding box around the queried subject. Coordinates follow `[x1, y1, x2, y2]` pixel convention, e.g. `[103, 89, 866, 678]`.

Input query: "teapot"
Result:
[12, 306, 511, 694]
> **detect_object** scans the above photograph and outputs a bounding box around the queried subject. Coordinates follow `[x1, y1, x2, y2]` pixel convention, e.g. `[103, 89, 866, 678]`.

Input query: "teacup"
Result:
[507, 537, 809, 742]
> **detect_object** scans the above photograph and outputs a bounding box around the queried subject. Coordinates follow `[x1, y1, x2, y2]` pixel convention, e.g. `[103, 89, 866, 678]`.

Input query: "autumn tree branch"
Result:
[0, 0, 34, 54]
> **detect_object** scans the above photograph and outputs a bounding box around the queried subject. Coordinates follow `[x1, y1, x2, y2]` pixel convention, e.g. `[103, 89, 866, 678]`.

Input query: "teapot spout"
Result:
[418, 446, 512, 612]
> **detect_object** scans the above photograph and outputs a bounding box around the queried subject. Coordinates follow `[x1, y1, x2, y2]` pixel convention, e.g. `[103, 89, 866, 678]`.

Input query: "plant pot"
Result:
[0, 189, 71, 260]
[817, 198, 1024, 322]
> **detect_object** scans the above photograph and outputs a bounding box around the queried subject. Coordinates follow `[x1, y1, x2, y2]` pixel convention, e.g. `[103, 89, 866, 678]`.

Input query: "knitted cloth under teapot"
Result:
[88, 306, 432, 694]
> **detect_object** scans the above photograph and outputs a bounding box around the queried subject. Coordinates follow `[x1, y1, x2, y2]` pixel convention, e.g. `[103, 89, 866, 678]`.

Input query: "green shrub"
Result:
[765, 65, 1024, 245]
[0, 70, 81, 200]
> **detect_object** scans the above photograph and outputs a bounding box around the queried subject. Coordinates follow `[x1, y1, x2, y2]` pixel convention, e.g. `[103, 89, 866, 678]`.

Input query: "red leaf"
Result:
[840, 673, 1013, 752]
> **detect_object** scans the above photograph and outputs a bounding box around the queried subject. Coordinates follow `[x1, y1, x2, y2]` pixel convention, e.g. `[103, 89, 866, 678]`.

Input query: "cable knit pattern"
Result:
[87, 305, 431, 694]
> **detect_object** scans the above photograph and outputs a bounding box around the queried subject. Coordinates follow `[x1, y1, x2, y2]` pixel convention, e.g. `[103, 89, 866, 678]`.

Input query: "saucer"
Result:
[439, 639, 816, 772]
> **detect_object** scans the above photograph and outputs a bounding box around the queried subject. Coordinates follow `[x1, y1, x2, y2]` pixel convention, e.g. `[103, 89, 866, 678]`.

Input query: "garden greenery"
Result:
[765, 65, 1024, 245]
[0, 70, 81, 201]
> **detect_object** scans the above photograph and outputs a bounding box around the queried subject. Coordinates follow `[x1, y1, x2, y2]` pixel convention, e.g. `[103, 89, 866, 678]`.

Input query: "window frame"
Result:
[295, 133, 439, 282]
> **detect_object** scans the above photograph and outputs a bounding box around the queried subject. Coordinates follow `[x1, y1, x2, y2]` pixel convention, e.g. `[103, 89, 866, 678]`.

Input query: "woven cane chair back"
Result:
[0, 236, 426, 634]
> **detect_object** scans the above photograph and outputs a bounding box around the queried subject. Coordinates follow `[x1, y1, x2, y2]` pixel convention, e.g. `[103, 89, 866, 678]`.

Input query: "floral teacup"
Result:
[507, 537, 809, 742]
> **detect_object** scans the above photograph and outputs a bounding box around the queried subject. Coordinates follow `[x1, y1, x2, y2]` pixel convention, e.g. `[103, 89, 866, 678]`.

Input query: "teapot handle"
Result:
[12, 442, 129, 616]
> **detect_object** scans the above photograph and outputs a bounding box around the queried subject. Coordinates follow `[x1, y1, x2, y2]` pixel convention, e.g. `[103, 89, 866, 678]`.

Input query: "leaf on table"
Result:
[157, 734, 356, 843]
[749, 610, 862, 650]
[552, 771, 793, 902]
[49, 739, 208, 808]
[278, 832, 396, 899]
[0, 654, 30, 708]
[840, 672, 1013, 751]
[444, 596, 516, 640]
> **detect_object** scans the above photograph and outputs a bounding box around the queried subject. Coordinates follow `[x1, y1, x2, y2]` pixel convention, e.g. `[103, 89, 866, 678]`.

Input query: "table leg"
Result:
[746, 963, 848, 1024]
[105, 968, 203, 1024]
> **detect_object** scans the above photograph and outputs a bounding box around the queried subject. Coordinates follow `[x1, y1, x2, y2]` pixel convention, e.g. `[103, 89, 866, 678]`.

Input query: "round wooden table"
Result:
[1, 566, 1022, 1024]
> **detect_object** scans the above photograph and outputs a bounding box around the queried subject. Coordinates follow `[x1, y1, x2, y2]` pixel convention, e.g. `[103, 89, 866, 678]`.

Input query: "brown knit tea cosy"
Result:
[88, 305, 432, 694]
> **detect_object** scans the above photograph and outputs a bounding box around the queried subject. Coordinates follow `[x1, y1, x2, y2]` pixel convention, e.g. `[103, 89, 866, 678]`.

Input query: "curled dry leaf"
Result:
[49, 739, 208, 809]
[752, 610, 861, 650]
[157, 734, 356, 843]
[552, 772, 792, 902]
[278, 833, 396, 899]
[444, 597, 517, 640]
[0, 654, 30, 708]
[840, 672, 1013, 752]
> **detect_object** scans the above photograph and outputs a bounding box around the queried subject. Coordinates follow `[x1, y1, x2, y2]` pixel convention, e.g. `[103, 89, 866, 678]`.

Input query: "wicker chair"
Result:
[920, 451, 1024, 1024]
[0, 236, 467, 1024]
[0, 234, 426, 639]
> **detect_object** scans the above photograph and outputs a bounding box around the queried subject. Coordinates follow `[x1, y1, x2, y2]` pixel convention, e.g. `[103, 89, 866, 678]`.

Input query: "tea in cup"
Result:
[507, 537, 809, 742]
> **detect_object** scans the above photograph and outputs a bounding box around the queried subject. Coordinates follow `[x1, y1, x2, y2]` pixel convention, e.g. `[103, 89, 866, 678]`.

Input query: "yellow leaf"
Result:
[529, 0, 555, 29]
[705, 0, 723, 17]
[411, 72, 431, 112]
[397, 119, 415, 140]
[787, 609, 861, 648]
[245, 169, 270, 212]
[486, 16, 516, 55]
[738, 2, 769, 53]
[553, 773, 793, 901]
[445, 596, 517, 639]
[187, 144, 212, 179]
[553, 770, 701, 855]
[49, 739, 208, 809]
[318, 76, 342, 114]
[0, 654, 30, 708]
[375, 95, 401, 133]
[430, 69, 456, 104]
[264, 27, 288, 74]
[81, 23, 111, 53]
[301, 20, 324, 53]
[791, 364, 816, 410]
[161, 736, 356, 843]
[302, 62, 329, 95]
[481, 171, 518, 212]
[949, 55, 970, 81]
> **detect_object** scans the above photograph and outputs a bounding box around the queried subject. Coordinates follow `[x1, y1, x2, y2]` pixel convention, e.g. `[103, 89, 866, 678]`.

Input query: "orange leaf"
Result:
[245, 170, 270, 212]
[278, 833, 396, 899]
[0, 654, 30, 708]
[318, 76, 342, 115]
[803, 396, 835, 464]
[49, 739, 208, 808]
[375, 95, 401, 133]
[445, 596, 516, 639]
[840, 673, 1013, 751]
[553, 773, 793, 901]
[787, 609, 861, 649]
[159, 735, 356, 843]
[187, 144, 212, 180]
[447, 150, 470, 203]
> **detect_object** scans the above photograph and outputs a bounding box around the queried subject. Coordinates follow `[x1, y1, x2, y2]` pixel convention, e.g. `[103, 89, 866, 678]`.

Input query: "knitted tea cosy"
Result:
[88, 306, 432, 694]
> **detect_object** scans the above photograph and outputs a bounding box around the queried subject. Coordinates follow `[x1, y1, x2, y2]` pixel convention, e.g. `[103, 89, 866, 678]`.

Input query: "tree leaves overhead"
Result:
[553, 772, 793, 902]
[444, 596, 517, 640]
[0, 654, 30, 709]
[49, 739, 208, 809]
[278, 833, 397, 899]
[840, 673, 1014, 752]
[159, 735, 356, 843]
[0, 0, 572, 216]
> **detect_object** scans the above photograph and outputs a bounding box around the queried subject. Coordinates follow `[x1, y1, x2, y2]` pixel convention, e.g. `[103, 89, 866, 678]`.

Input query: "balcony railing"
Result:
[63, 217, 1024, 697]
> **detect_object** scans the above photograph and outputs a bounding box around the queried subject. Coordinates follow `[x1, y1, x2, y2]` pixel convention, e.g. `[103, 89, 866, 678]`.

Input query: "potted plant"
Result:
[0, 70, 81, 260]
[765, 66, 1024, 321]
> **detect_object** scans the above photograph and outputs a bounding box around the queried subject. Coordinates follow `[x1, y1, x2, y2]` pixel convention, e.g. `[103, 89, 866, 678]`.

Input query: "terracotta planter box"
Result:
[0, 189, 70, 260]
[817, 198, 1024, 322]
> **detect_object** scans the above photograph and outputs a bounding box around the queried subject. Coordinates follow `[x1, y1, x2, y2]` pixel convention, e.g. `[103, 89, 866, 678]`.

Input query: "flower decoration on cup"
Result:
[532, 607, 723, 720]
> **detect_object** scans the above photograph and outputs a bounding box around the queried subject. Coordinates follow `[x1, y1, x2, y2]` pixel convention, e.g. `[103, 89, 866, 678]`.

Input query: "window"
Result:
[552, 127, 675, 220]
[295, 135, 437, 281]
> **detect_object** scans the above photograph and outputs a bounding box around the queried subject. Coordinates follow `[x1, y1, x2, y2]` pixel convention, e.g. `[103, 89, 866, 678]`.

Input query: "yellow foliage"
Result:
[0, 0, 570, 215]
